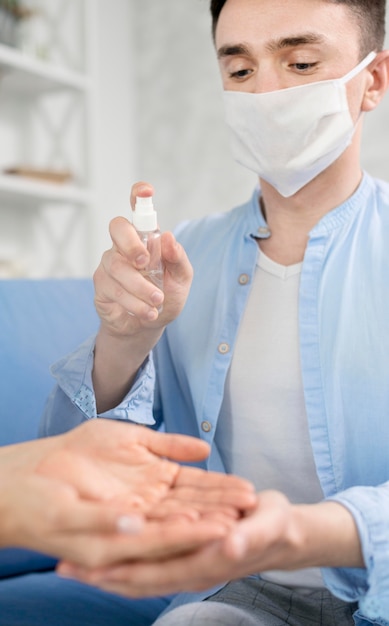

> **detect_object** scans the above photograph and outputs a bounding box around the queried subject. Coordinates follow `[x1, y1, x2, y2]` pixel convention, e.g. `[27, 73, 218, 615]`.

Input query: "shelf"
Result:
[0, 173, 92, 205]
[0, 42, 90, 94]
[0, 0, 97, 277]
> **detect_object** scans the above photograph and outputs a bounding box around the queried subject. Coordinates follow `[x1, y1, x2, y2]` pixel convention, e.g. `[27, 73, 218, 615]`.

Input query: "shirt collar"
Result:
[244, 172, 374, 241]
[310, 172, 373, 238]
[247, 186, 272, 240]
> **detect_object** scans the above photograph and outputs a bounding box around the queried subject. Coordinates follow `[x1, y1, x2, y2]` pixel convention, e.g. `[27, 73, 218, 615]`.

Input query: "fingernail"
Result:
[137, 185, 151, 194]
[146, 308, 158, 321]
[151, 291, 164, 305]
[117, 515, 144, 534]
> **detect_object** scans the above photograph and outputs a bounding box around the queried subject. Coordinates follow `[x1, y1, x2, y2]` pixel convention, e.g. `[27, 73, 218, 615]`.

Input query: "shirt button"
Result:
[218, 342, 230, 354]
[201, 420, 212, 433]
[258, 226, 271, 235]
[238, 273, 249, 285]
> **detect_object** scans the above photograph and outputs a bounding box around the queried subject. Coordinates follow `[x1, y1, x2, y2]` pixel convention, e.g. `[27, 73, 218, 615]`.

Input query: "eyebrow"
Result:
[217, 33, 325, 59]
[266, 33, 325, 52]
[217, 44, 251, 59]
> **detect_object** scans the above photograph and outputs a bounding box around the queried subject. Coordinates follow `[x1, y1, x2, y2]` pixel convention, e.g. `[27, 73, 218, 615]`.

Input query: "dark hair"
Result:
[210, 0, 386, 55]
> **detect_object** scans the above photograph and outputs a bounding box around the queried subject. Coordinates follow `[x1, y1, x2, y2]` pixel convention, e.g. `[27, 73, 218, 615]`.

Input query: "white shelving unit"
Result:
[0, 171, 92, 205]
[0, 0, 97, 277]
[0, 41, 90, 93]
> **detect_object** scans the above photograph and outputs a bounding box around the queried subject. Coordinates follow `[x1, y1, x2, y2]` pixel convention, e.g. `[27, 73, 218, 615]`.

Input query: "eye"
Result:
[229, 68, 253, 79]
[291, 62, 318, 72]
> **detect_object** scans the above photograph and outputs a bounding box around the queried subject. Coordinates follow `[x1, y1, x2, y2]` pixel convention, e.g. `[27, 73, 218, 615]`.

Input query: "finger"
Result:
[130, 428, 211, 463]
[57, 519, 229, 576]
[175, 465, 255, 493]
[130, 182, 154, 211]
[145, 498, 234, 519]
[161, 484, 257, 510]
[107, 217, 147, 264]
[61, 541, 225, 597]
[148, 503, 240, 524]
[95, 256, 162, 321]
[17, 485, 146, 565]
[50, 497, 144, 537]
[68, 420, 209, 464]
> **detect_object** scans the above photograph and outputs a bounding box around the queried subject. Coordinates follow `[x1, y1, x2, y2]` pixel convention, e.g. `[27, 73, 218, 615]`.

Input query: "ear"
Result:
[362, 50, 389, 112]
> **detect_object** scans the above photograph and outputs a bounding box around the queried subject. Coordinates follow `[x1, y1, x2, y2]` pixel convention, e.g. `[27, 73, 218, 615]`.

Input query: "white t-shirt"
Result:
[216, 250, 325, 589]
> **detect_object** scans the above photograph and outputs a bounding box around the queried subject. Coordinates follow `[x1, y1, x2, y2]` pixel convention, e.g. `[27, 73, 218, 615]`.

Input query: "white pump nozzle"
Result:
[133, 196, 158, 231]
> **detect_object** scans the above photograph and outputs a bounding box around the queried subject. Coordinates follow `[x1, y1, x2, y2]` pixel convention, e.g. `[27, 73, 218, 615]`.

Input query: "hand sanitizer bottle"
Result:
[133, 196, 164, 310]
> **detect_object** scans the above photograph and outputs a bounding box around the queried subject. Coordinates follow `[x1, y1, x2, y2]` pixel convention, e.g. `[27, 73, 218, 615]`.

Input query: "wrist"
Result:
[291, 500, 364, 569]
[93, 326, 162, 414]
[0, 476, 24, 548]
[97, 321, 163, 356]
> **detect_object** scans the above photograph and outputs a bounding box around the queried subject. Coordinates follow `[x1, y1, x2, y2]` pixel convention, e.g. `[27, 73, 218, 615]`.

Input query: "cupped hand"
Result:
[2, 420, 255, 568]
[35, 420, 255, 514]
[58, 489, 363, 597]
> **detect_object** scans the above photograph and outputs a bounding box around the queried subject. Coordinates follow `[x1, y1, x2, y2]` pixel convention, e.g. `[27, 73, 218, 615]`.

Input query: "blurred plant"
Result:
[0, 0, 35, 47]
[0, 0, 34, 20]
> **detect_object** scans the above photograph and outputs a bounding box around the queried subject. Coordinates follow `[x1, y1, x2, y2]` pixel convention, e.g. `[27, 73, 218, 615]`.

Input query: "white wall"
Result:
[89, 0, 139, 269]
[41, 0, 140, 273]
[361, 3, 389, 179]
[131, 0, 257, 232]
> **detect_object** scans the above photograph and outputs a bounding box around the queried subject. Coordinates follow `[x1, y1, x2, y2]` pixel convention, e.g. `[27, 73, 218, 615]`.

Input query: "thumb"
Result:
[57, 497, 145, 536]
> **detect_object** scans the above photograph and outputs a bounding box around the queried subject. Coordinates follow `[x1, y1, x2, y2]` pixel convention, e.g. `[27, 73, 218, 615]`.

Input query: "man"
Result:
[15, 0, 389, 625]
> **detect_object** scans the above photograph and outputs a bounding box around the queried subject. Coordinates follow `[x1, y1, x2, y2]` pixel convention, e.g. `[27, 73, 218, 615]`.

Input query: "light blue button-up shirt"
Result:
[41, 172, 389, 625]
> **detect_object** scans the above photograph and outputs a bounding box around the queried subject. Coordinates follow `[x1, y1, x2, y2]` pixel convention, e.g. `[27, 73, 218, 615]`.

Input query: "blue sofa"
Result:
[0, 278, 99, 446]
[0, 278, 99, 577]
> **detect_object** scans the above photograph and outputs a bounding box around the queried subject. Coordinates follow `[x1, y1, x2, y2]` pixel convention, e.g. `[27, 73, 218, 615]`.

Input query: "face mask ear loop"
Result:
[340, 51, 377, 85]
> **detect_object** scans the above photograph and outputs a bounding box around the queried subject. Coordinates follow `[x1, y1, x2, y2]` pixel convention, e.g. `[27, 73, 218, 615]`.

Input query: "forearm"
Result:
[91, 204, 192, 415]
[92, 325, 163, 414]
[292, 500, 364, 569]
[0, 438, 56, 548]
[0, 487, 23, 548]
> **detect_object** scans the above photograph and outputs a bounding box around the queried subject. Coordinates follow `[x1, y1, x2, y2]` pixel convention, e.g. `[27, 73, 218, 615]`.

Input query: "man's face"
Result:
[215, 0, 368, 120]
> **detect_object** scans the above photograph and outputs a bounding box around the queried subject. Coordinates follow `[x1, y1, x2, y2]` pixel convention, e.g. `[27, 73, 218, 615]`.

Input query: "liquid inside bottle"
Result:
[133, 196, 164, 313]
[138, 230, 164, 291]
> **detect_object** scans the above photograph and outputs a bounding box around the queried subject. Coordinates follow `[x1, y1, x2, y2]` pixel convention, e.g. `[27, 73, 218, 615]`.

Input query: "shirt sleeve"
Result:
[39, 335, 156, 437]
[322, 482, 389, 624]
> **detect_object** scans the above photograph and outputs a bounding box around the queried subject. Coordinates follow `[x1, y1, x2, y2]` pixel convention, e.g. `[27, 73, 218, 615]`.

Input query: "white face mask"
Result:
[222, 51, 376, 197]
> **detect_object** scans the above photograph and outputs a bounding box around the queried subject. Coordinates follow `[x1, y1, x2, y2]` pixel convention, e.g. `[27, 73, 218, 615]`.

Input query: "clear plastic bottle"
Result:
[133, 196, 164, 311]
